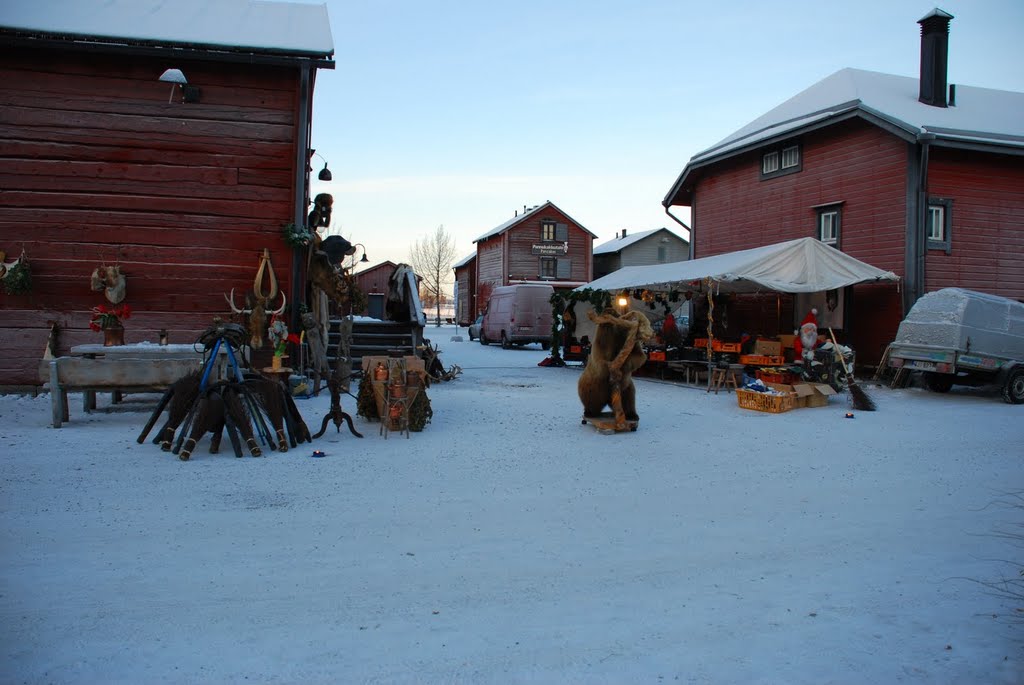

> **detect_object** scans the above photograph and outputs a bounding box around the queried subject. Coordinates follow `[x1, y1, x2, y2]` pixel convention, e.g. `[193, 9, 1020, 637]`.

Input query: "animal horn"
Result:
[269, 292, 287, 316]
[225, 288, 250, 314]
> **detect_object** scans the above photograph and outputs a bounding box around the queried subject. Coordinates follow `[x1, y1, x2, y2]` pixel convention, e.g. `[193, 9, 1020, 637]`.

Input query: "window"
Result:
[541, 221, 569, 242]
[761, 141, 802, 179]
[927, 198, 953, 253]
[781, 145, 800, 169]
[657, 246, 667, 263]
[539, 258, 571, 279]
[817, 205, 841, 245]
[540, 258, 556, 278]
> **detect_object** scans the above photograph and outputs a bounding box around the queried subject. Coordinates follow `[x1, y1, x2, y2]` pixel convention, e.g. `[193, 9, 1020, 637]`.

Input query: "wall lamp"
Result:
[311, 150, 332, 181]
[158, 68, 200, 104]
[349, 243, 369, 269]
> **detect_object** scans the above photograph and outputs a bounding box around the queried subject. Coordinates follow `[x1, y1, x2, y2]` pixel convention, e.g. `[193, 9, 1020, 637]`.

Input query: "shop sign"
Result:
[532, 242, 569, 256]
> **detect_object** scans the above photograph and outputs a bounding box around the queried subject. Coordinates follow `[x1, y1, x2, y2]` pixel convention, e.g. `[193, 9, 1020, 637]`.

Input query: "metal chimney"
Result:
[918, 8, 954, 108]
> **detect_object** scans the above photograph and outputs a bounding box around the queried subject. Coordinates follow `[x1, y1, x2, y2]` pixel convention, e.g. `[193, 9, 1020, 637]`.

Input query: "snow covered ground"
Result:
[1, 325, 1022, 684]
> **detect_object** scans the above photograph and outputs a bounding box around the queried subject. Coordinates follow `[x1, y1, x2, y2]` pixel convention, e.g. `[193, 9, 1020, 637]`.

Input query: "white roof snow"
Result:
[593, 229, 660, 255]
[692, 68, 1024, 164]
[579, 237, 899, 294]
[0, 0, 333, 57]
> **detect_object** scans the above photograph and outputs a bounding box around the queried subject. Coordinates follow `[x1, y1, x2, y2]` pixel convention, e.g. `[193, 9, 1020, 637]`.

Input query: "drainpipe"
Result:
[912, 132, 934, 308]
[663, 205, 694, 260]
[291, 63, 313, 333]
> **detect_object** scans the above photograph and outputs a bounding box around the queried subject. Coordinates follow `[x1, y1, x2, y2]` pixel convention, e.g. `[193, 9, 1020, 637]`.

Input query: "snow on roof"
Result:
[592, 228, 688, 255]
[472, 201, 597, 243]
[453, 252, 476, 269]
[692, 68, 1024, 164]
[0, 0, 333, 57]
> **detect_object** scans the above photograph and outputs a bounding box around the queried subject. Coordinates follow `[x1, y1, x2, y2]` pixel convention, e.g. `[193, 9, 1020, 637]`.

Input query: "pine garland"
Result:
[2, 255, 32, 295]
[408, 390, 432, 432]
[282, 222, 314, 249]
[355, 379, 379, 420]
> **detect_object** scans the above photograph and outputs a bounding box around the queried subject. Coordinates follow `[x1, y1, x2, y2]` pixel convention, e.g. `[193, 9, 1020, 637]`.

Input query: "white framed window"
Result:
[927, 206, 944, 241]
[927, 197, 953, 253]
[817, 205, 841, 245]
[541, 221, 556, 242]
[781, 145, 800, 169]
[760, 140, 802, 179]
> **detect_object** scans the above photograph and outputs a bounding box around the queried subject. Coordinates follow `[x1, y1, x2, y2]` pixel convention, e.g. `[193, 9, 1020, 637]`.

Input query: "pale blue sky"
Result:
[304, 0, 1024, 273]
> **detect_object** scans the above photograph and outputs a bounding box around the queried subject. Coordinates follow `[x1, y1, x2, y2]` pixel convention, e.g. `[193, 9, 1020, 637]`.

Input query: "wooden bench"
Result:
[48, 357, 203, 428]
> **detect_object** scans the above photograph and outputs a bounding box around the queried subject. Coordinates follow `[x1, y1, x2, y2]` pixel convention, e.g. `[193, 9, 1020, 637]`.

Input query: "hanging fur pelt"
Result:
[301, 311, 329, 376]
[91, 264, 127, 304]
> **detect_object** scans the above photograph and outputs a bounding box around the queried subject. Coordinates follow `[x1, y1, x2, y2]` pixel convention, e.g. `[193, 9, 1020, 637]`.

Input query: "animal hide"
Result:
[301, 312, 329, 374]
[90, 265, 127, 304]
[246, 292, 267, 349]
[308, 250, 352, 306]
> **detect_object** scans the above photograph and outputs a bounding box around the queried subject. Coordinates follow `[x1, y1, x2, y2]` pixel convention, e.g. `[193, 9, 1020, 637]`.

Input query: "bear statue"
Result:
[577, 308, 654, 422]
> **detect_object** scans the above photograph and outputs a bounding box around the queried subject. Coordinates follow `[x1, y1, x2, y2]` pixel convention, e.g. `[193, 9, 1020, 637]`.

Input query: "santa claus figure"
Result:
[793, 308, 820, 364]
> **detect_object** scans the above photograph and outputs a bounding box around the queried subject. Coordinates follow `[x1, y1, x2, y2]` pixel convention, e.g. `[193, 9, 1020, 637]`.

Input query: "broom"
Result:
[828, 327, 876, 411]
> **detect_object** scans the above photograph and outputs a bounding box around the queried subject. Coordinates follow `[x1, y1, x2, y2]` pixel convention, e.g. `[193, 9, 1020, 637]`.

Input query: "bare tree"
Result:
[409, 224, 458, 326]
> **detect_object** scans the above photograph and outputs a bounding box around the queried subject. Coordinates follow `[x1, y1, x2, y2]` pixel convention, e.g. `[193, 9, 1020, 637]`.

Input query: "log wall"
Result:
[0, 46, 306, 387]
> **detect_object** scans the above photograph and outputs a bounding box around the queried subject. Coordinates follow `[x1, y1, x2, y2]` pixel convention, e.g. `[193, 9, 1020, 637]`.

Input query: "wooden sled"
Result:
[581, 411, 638, 435]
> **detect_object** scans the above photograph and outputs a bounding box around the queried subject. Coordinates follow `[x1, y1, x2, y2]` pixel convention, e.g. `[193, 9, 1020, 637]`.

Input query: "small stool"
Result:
[708, 364, 741, 394]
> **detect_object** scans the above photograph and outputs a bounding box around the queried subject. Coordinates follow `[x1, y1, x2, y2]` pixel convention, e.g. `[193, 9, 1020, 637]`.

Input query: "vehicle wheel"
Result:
[1002, 367, 1024, 404]
[924, 371, 954, 393]
[501, 332, 511, 350]
[480, 332, 488, 345]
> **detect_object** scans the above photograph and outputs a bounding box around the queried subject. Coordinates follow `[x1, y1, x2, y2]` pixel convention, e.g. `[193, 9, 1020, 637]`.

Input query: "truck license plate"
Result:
[906, 360, 936, 371]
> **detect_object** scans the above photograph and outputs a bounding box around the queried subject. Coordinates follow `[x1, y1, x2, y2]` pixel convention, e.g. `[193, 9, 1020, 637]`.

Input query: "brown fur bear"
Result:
[577, 308, 654, 420]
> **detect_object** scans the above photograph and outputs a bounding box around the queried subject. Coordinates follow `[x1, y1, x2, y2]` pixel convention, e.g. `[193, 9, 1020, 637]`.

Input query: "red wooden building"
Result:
[459, 201, 596, 320]
[452, 252, 477, 326]
[0, 0, 334, 388]
[352, 261, 398, 319]
[662, 9, 1024, 365]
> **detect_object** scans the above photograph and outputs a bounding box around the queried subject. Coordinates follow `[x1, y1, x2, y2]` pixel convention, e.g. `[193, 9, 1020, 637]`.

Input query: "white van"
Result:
[481, 284, 554, 349]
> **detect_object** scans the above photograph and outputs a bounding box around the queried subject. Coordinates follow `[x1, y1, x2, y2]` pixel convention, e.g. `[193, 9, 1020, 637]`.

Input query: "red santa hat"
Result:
[800, 308, 818, 329]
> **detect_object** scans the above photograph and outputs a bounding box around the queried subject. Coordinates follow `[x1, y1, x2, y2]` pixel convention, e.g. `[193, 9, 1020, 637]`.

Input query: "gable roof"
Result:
[579, 237, 899, 295]
[593, 228, 687, 256]
[665, 67, 1024, 207]
[453, 252, 476, 270]
[473, 200, 597, 243]
[0, 0, 333, 59]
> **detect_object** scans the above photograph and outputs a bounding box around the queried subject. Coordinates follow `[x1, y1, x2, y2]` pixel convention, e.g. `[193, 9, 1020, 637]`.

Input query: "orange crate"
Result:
[756, 370, 799, 385]
[713, 341, 742, 353]
[648, 350, 666, 362]
[693, 338, 709, 348]
[736, 388, 796, 413]
[740, 354, 785, 366]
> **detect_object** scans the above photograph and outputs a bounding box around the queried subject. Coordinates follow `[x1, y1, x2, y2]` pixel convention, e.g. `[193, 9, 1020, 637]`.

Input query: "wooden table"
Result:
[69, 343, 214, 413]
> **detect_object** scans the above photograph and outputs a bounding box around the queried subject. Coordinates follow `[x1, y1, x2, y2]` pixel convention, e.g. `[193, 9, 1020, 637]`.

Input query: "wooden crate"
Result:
[736, 388, 796, 414]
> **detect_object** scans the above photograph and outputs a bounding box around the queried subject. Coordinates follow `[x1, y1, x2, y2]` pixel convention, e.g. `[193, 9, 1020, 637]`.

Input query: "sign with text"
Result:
[531, 242, 569, 256]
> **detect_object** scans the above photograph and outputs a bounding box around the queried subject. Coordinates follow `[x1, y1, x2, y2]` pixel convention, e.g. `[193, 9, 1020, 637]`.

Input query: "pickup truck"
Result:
[887, 288, 1024, 404]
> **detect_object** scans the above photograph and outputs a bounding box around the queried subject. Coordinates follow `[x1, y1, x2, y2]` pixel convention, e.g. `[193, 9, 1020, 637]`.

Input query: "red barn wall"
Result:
[925, 148, 1024, 300]
[0, 47, 305, 386]
[691, 119, 910, 364]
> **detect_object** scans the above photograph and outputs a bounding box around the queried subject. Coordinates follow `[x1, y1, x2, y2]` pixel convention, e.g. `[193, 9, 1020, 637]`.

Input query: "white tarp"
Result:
[578, 237, 899, 294]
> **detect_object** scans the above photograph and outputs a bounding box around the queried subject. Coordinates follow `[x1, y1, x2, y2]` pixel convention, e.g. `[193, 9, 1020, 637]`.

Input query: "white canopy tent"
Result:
[578, 237, 899, 295]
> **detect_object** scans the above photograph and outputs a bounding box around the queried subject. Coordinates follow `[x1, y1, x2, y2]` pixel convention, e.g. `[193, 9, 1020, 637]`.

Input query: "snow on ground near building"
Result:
[1, 326, 1022, 684]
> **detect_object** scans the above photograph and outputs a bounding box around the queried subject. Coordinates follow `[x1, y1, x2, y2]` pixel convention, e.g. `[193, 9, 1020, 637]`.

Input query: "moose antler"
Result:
[225, 288, 251, 314]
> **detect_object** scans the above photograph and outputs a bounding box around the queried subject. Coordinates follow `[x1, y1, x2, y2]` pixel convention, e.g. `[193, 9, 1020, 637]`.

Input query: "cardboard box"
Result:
[778, 334, 797, 349]
[754, 339, 782, 356]
[765, 381, 837, 408]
